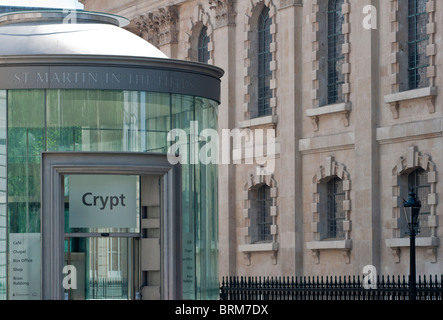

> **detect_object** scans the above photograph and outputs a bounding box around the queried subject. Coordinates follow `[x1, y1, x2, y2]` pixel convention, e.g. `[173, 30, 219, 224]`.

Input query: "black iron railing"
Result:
[220, 275, 443, 300]
[88, 277, 128, 300]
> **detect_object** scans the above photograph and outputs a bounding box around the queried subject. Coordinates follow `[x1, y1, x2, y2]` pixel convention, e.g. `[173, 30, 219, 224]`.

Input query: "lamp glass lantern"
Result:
[402, 189, 422, 235]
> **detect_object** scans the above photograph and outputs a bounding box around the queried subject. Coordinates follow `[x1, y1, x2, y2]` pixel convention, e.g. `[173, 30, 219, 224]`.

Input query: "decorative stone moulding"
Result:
[309, 0, 351, 131]
[306, 156, 352, 264]
[243, 0, 278, 122]
[209, 0, 236, 29]
[239, 168, 279, 266]
[386, 146, 439, 263]
[185, 5, 214, 64]
[133, 5, 179, 48]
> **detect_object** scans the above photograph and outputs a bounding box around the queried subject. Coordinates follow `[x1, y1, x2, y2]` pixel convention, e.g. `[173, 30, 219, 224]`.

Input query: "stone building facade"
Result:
[80, 0, 443, 278]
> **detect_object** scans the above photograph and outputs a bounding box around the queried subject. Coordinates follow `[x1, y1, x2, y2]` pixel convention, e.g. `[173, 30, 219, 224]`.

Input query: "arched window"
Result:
[407, 168, 431, 236]
[327, 0, 345, 104]
[408, 0, 429, 89]
[326, 177, 345, 239]
[255, 184, 272, 242]
[257, 6, 272, 117]
[198, 26, 210, 64]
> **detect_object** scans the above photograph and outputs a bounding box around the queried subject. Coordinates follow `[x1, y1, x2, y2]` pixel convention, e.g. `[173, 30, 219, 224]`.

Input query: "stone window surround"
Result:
[308, 0, 351, 132]
[185, 5, 215, 65]
[386, 146, 439, 263]
[386, 0, 437, 118]
[306, 156, 352, 264]
[243, 0, 278, 123]
[239, 168, 279, 265]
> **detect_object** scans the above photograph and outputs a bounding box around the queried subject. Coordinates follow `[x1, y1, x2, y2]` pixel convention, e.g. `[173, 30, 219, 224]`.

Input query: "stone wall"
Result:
[81, 0, 443, 278]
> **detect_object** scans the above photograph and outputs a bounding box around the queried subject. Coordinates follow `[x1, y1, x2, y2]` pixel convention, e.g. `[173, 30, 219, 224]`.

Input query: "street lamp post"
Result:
[402, 189, 421, 301]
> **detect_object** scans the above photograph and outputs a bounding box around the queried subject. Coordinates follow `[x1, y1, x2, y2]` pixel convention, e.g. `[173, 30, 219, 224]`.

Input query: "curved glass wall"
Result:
[4, 89, 218, 299]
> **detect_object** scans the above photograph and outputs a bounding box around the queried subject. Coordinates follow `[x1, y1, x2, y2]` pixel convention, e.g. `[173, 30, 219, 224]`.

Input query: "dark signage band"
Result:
[0, 65, 221, 103]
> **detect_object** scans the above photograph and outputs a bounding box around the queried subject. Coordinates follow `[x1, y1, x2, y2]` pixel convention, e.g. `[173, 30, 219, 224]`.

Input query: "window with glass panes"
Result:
[198, 26, 210, 64]
[257, 6, 272, 117]
[327, 0, 345, 105]
[408, 0, 429, 89]
[408, 168, 431, 237]
[327, 177, 345, 239]
[256, 184, 272, 242]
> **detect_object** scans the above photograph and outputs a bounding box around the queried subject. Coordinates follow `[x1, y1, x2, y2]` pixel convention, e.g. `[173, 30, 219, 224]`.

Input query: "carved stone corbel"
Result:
[271, 251, 278, 265]
[311, 116, 319, 131]
[341, 111, 350, 127]
[389, 101, 400, 119]
[425, 95, 436, 114]
[342, 249, 351, 264]
[244, 252, 251, 266]
[391, 248, 401, 264]
[312, 250, 320, 264]
[427, 247, 437, 263]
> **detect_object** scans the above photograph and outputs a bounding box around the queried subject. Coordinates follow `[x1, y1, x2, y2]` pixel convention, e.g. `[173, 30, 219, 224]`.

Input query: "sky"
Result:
[0, 0, 83, 9]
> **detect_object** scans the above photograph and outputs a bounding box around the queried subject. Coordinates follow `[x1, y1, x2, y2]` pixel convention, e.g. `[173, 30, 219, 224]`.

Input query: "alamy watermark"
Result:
[62, 265, 77, 291]
[362, 5, 377, 30]
[62, 9, 78, 24]
[167, 121, 276, 176]
[61, 264, 379, 293]
[362, 265, 377, 289]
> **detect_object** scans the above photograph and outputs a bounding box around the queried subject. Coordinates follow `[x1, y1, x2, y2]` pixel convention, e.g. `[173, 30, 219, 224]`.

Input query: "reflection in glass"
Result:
[64, 236, 132, 300]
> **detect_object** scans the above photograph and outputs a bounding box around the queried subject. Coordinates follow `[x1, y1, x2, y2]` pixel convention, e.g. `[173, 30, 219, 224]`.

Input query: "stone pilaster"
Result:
[210, 0, 237, 278]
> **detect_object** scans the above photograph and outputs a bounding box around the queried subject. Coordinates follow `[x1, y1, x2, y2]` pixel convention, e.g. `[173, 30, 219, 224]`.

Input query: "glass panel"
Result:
[171, 94, 195, 299]
[172, 94, 219, 299]
[6, 89, 219, 300]
[327, 0, 345, 104]
[7, 90, 44, 301]
[46, 90, 170, 154]
[408, 0, 429, 89]
[8, 90, 45, 234]
[144, 92, 171, 153]
[408, 168, 431, 237]
[327, 177, 345, 239]
[256, 185, 272, 242]
[0, 91, 6, 300]
[194, 97, 218, 299]
[64, 237, 133, 300]
[198, 26, 210, 64]
[257, 6, 272, 117]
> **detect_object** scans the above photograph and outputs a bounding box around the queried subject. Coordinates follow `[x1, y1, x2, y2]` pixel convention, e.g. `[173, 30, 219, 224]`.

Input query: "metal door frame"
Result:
[41, 152, 181, 300]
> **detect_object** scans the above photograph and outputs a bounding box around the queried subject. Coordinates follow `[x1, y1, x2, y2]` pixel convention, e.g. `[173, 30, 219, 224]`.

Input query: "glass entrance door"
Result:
[63, 173, 141, 300]
[64, 235, 139, 300]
